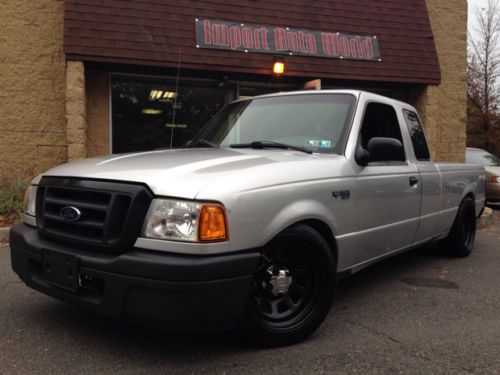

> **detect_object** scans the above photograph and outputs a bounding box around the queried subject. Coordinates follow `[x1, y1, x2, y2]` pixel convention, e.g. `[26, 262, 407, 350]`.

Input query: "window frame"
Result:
[355, 100, 408, 166]
[402, 108, 431, 162]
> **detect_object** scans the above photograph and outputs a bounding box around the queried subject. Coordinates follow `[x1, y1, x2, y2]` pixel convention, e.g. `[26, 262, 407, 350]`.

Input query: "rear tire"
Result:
[440, 197, 476, 258]
[240, 224, 336, 347]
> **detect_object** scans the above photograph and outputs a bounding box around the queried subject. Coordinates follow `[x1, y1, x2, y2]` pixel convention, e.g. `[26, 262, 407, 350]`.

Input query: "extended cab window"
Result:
[358, 102, 405, 163]
[403, 109, 431, 161]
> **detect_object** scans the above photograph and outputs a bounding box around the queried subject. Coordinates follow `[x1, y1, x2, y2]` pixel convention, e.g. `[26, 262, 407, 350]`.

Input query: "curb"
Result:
[0, 227, 10, 244]
[477, 207, 495, 230]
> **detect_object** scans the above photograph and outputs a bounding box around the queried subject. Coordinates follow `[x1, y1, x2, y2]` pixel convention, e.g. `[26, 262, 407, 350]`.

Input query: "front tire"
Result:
[240, 224, 336, 346]
[440, 196, 476, 257]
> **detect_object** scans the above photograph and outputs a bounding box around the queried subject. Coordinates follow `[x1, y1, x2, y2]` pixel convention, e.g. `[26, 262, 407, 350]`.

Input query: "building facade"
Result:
[1, 0, 467, 177]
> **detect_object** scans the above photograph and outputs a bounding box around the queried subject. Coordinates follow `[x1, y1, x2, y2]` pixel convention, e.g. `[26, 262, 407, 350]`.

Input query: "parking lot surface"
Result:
[1, 208, 499, 374]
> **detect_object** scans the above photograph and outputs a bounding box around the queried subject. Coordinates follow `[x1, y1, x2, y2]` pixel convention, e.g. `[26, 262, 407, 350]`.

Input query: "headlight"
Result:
[142, 199, 228, 242]
[23, 185, 37, 217]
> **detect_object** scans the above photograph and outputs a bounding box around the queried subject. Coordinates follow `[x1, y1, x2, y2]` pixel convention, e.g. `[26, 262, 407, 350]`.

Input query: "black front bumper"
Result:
[10, 224, 261, 332]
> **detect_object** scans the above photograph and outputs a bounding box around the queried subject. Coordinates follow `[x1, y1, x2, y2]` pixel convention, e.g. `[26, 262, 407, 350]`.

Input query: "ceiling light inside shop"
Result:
[149, 90, 177, 101]
[142, 108, 163, 115]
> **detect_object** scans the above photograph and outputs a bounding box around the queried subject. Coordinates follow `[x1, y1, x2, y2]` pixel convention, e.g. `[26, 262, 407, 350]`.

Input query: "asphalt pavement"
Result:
[0, 208, 499, 375]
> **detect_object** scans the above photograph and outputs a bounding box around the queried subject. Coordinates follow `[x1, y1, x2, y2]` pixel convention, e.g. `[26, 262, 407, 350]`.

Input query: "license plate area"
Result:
[42, 249, 80, 292]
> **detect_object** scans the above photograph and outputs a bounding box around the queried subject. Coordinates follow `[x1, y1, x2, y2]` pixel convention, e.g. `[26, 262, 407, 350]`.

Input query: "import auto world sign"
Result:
[195, 19, 381, 61]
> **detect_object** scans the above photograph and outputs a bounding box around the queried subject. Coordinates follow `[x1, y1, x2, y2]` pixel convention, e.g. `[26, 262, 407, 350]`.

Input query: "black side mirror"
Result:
[355, 146, 370, 166]
[367, 137, 404, 162]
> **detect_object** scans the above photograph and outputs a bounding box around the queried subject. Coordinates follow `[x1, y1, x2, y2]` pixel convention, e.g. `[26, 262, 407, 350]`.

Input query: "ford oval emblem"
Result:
[59, 206, 82, 221]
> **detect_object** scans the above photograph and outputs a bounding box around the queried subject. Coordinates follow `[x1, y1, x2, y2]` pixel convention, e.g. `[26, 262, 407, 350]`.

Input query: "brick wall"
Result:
[417, 0, 468, 162]
[0, 0, 67, 176]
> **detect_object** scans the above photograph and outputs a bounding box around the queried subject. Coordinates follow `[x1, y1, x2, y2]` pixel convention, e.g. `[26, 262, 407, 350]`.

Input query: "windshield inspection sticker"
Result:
[306, 140, 331, 148]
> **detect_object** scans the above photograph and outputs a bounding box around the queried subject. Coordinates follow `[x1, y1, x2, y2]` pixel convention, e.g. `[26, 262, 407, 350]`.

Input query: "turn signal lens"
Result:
[199, 204, 228, 242]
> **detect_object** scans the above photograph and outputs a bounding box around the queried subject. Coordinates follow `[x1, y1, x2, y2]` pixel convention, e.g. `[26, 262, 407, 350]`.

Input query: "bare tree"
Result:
[468, 0, 500, 152]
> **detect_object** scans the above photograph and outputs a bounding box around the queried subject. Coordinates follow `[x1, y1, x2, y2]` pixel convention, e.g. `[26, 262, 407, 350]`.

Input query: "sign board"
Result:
[195, 19, 381, 61]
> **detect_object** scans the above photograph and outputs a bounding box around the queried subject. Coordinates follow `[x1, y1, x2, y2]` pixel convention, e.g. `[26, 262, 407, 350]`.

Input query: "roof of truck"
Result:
[242, 89, 415, 109]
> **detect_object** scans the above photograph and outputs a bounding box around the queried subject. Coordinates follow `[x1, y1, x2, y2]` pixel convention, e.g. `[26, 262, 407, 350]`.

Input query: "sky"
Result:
[468, 0, 498, 35]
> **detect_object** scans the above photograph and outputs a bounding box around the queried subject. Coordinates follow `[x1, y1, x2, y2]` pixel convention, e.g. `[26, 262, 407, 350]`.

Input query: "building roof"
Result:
[64, 0, 441, 85]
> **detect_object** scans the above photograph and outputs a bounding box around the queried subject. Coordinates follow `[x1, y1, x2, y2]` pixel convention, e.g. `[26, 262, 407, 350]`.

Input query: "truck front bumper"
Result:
[10, 224, 261, 332]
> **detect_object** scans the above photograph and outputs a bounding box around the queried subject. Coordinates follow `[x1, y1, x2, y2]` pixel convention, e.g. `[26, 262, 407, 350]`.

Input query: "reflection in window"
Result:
[402, 109, 430, 161]
[111, 77, 234, 153]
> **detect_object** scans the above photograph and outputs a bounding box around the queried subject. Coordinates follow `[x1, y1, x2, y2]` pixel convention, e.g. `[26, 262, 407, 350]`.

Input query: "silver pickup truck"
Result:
[11, 90, 485, 346]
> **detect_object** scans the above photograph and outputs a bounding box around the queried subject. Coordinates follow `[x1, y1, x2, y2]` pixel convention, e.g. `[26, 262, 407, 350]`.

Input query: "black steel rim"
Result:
[248, 238, 324, 330]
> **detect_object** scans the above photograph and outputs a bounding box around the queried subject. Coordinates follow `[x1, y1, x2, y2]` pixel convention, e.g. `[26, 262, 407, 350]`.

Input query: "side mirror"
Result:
[367, 137, 404, 162]
[355, 146, 370, 166]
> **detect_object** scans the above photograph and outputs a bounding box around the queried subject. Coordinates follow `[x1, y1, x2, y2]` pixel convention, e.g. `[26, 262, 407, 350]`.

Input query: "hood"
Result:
[40, 148, 340, 199]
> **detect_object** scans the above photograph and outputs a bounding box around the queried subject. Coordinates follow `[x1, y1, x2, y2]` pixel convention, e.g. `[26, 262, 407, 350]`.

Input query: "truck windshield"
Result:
[193, 93, 355, 154]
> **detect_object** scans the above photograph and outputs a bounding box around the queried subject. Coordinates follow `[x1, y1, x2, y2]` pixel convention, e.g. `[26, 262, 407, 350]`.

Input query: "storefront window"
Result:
[111, 76, 235, 153]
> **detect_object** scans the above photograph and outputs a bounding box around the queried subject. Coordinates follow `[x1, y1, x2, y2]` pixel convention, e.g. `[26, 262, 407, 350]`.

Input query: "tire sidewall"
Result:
[446, 197, 476, 257]
[241, 224, 336, 346]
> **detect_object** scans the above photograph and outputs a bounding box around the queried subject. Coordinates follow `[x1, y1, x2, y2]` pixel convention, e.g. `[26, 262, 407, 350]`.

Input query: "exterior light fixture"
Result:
[273, 56, 285, 75]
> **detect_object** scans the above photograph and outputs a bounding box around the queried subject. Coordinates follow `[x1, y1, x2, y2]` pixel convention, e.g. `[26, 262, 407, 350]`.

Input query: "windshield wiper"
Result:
[230, 140, 313, 154]
[186, 139, 219, 148]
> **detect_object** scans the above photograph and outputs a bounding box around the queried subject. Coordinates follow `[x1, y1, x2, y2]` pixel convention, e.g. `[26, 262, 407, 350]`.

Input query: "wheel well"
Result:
[294, 219, 338, 262]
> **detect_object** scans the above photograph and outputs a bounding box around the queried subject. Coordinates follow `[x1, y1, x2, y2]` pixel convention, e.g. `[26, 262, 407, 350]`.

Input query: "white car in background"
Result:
[466, 147, 500, 203]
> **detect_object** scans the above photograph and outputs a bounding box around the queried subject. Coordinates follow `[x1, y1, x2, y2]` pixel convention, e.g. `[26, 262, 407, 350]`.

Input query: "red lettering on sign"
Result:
[254, 29, 261, 49]
[298, 31, 307, 53]
[230, 26, 241, 49]
[340, 36, 350, 57]
[321, 33, 340, 56]
[242, 27, 253, 48]
[363, 37, 374, 59]
[350, 38, 357, 58]
[261, 27, 269, 50]
[275, 28, 287, 51]
[204, 20, 211, 45]
[212, 23, 229, 46]
[355, 36, 363, 57]
[196, 19, 379, 60]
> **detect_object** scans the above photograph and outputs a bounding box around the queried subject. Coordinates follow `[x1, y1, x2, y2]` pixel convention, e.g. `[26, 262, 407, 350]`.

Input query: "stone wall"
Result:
[417, 0, 468, 162]
[66, 61, 87, 161]
[0, 0, 67, 177]
[86, 70, 110, 157]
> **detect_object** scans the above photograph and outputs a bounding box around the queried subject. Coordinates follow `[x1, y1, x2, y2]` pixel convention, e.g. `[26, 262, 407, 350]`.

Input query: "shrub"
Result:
[0, 175, 30, 226]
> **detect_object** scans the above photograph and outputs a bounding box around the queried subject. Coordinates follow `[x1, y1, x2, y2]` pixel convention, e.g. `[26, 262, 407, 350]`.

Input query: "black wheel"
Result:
[240, 224, 336, 346]
[440, 197, 476, 257]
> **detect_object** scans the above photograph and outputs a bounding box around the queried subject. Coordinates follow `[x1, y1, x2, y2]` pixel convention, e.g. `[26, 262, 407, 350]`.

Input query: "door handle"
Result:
[409, 176, 419, 186]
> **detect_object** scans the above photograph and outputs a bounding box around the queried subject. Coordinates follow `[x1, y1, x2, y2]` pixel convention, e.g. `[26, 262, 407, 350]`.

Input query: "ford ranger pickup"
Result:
[10, 90, 485, 346]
